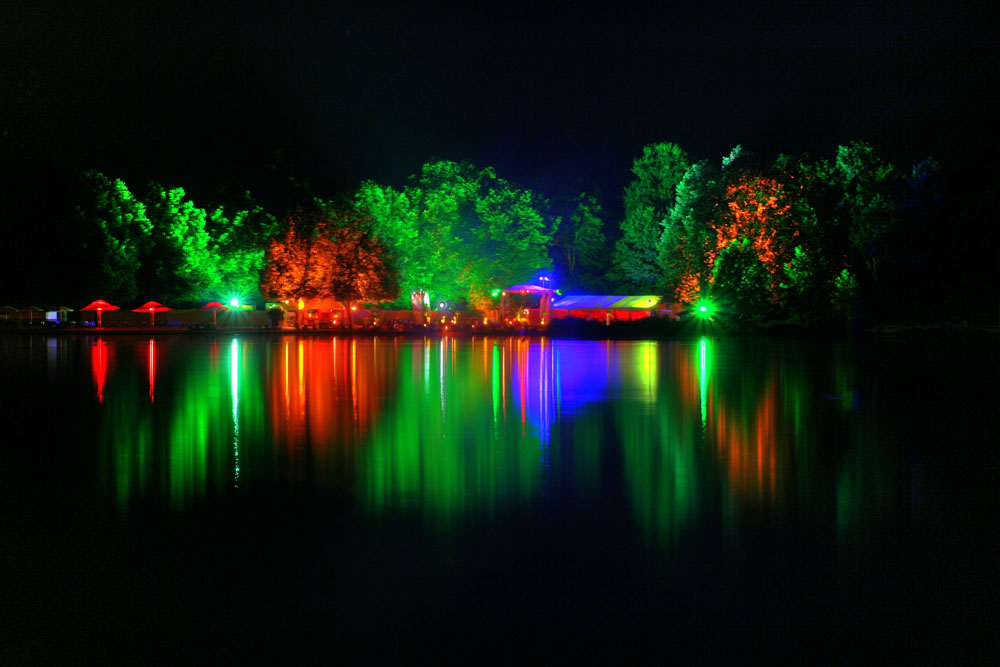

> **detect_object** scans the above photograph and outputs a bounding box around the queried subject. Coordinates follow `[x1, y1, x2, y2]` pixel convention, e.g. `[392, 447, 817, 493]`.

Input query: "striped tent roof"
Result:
[505, 284, 556, 293]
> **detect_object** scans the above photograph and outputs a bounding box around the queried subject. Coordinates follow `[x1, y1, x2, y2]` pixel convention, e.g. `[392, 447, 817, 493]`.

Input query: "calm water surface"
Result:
[2, 334, 997, 662]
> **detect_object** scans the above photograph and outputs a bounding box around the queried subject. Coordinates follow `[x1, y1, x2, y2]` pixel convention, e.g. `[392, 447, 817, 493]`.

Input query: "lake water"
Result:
[2, 333, 997, 662]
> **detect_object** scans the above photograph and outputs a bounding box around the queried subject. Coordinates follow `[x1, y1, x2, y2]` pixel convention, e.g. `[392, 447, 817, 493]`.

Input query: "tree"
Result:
[833, 141, 902, 286]
[711, 175, 801, 278]
[469, 167, 557, 306]
[258, 204, 328, 303]
[659, 160, 720, 302]
[324, 205, 400, 323]
[779, 246, 830, 323]
[355, 180, 425, 307]
[136, 184, 278, 303]
[205, 194, 278, 302]
[260, 200, 399, 323]
[657, 148, 827, 319]
[141, 184, 217, 302]
[711, 238, 773, 322]
[358, 161, 558, 310]
[74, 171, 151, 302]
[551, 192, 607, 291]
[610, 142, 690, 291]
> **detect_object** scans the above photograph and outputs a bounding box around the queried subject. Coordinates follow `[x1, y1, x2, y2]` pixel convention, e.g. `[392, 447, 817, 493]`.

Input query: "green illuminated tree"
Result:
[356, 174, 463, 308]
[833, 141, 902, 286]
[469, 166, 557, 305]
[779, 245, 830, 322]
[141, 184, 217, 302]
[610, 141, 690, 291]
[205, 195, 278, 302]
[358, 161, 557, 310]
[74, 171, 152, 301]
[138, 185, 277, 303]
[355, 179, 425, 305]
[832, 268, 858, 315]
[552, 192, 607, 290]
[711, 238, 773, 322]
[659, 160, 720, 302]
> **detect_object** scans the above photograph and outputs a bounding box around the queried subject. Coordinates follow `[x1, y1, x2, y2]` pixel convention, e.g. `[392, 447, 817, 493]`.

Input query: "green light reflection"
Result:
[699, 337, 709, 428]
[83, 335, 919, 559]
[231, 337, 240, 488]
[361, 338, 542, 524]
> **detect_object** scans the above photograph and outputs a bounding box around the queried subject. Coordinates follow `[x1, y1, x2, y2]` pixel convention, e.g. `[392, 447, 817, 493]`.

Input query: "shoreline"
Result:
[1, 321, 997, 341]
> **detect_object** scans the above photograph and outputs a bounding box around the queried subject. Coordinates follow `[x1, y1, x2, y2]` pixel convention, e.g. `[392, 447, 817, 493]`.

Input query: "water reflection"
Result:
[147, 338, 156, 402]
[91, 337, 109, 402]
[231, 337, 240, 488]
[74, 334, 935, 551]
[266, 337, 395, 490]
[362, 337, 544, 521]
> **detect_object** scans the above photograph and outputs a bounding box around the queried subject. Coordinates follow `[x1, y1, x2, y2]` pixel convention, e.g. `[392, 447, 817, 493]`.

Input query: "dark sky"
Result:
[2, 0, 997, 210]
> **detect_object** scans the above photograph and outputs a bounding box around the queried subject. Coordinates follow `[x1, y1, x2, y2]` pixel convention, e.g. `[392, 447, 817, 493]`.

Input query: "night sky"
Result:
[2, 0, 998, 210]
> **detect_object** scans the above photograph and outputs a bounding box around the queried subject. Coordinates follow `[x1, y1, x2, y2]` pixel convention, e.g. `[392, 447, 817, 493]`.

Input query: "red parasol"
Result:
[200, 301, 228, 327]
[133, 301, 171, 326]
[81, 299, 120, 327]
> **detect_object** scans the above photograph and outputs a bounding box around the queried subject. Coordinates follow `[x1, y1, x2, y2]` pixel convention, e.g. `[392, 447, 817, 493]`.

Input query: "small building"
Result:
[498, 286, 679, 327]
[499, 285, 557, 326]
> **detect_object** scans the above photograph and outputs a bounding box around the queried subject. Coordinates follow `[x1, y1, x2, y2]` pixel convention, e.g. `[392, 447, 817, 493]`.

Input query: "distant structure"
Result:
[500, 285, 677, 326]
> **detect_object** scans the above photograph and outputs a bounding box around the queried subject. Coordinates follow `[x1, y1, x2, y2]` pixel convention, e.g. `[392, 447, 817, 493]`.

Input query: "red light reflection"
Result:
[91, 338, 108, 402]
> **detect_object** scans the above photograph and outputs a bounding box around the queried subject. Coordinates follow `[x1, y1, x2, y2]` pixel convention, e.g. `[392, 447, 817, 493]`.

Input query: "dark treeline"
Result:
[1, 139, 996, 326]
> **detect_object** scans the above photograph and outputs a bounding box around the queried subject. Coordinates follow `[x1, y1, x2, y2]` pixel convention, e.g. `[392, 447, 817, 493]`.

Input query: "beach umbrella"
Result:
[81, 300, 119, 327]
[133, 301, 171, 326]
[22, 305, 44, 323]
[50, 306, 74, 323]
[200, 301, 228, 327]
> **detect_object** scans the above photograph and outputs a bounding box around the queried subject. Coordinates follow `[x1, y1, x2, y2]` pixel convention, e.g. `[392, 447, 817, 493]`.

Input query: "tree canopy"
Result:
[10, 137, 990, 328]
[357, 160, 558, 310]
[609, 142, 690, 291]
[259, 200, 399, 311]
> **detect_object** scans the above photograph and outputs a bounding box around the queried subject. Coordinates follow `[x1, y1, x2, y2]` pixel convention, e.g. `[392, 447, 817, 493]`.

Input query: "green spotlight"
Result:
[695, 300, 713, 319]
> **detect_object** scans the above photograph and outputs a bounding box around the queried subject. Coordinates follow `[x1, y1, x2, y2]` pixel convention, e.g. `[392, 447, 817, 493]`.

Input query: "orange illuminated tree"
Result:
[708, 175, 801, 293]
[260, 201, 399, 324]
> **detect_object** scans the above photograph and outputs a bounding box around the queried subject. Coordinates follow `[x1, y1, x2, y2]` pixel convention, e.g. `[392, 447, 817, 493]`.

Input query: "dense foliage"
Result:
[259, 200, 399, 315]
[357, 161, 558, 310]
[6, 139, 993, 327]
[62, 173, 278, 304]
[609, 142, 690, 292]
[631, 140, 964, 325]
